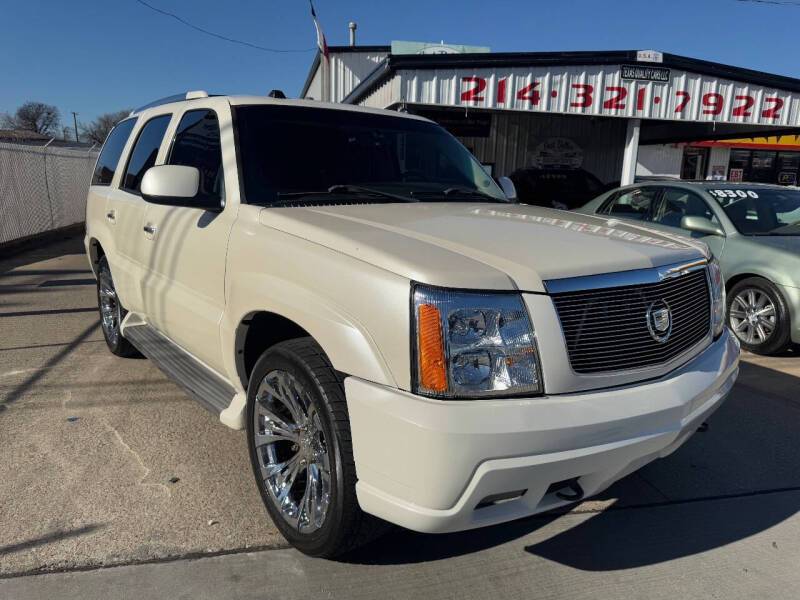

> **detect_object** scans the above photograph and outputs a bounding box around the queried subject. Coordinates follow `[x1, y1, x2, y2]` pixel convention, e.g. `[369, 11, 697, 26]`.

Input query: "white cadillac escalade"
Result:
[85, 92, 739, 557]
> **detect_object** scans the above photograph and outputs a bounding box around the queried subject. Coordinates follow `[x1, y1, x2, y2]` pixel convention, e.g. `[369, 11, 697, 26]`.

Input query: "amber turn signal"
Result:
[418, 304, 447, 392]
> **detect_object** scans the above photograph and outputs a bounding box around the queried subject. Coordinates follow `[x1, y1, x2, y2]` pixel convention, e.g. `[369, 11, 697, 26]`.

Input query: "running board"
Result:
[123, 324, 235, 415]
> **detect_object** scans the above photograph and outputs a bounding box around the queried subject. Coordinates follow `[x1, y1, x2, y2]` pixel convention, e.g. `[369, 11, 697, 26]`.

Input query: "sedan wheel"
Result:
[726, 277, 792, 356]
[728, 287, 776, 346]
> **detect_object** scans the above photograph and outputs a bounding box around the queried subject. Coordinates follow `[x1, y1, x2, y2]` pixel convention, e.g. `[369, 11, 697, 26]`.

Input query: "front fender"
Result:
[221, 272, 401, 389]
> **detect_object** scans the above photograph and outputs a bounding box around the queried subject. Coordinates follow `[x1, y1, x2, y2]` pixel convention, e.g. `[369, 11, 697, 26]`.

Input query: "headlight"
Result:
[708, 258, 725, 338]
[412, 285, 542, 398]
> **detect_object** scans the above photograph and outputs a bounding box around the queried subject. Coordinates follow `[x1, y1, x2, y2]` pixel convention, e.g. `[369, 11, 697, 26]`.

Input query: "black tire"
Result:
[727, 276, 792, 355]
[246, 337, 388, 557]
[96, 256, 138, 357]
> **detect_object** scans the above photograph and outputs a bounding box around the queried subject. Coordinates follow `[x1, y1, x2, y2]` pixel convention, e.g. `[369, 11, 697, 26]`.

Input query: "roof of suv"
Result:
[131, 93, 430, 123]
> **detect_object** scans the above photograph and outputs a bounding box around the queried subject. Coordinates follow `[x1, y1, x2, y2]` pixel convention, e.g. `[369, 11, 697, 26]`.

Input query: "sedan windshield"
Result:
[233, 105, 506, 205]
[709, 187, 800, 235]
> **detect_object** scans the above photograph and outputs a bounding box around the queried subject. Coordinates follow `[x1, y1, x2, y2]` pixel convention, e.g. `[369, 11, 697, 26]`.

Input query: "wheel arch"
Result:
[87, 237, 106, 276]
[228, 305, 396, 393]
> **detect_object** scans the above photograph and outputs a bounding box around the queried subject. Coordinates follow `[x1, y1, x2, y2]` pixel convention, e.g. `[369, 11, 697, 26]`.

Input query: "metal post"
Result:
[621, 118, 641, 186]
[348, 22, 356, 47]
[72, 112, 79, 143]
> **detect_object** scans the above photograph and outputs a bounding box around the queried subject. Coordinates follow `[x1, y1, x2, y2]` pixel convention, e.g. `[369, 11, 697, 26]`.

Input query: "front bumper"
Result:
[344, 328, 739, 534]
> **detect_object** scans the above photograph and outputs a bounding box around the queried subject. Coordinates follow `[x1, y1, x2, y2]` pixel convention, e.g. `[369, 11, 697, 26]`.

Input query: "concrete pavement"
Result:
[1, 235, 799, 598]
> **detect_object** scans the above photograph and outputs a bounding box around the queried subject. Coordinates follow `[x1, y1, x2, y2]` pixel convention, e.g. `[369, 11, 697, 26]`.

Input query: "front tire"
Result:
[727, 276, 792, 355]
[245, 338, 387, 557]
[96, 256, 138, 357]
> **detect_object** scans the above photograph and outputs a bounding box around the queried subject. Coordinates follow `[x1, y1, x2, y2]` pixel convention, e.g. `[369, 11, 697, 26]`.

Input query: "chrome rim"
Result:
[729, 287, 776, 346]
[253, 370, 331, 533]
[98, 270, 121, 344]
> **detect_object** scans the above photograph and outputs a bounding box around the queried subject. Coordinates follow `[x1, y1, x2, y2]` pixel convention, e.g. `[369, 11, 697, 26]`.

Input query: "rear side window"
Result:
[167, 110, 224, 204]
[92, 118, 136, 186]
[600, 187, 660, 221]
[122, 114, 172, 193]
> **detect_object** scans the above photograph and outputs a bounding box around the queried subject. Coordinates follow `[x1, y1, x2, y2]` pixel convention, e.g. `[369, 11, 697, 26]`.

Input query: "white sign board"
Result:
[397, 64, 800, 127]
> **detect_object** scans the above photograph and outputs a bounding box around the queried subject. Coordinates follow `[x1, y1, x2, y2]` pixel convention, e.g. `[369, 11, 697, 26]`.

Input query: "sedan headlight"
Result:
[412, 285, 542, 398]
[708, 257, 725, 338]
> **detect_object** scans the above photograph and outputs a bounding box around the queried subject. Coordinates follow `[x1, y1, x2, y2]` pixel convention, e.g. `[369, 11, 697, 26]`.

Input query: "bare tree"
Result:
[0, 101, 61, 136]
[80, 110, 132, 145]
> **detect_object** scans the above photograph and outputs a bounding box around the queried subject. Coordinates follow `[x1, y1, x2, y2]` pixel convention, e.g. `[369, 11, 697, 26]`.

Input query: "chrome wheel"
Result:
[98, 270, 121, 345]
[253, 370, 331, 533]
[729, 287, 776, 346]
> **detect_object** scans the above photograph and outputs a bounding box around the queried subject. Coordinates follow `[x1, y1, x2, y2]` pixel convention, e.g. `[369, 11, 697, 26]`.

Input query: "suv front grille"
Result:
[551, 269, 711, 374]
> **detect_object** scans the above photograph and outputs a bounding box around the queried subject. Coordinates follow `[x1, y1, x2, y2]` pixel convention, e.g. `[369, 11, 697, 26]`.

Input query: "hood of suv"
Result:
[259, 203, 707, 292]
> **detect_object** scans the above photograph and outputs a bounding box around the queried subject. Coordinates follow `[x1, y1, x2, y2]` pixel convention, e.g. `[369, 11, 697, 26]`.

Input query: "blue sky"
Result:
[2, 0, 799, 128]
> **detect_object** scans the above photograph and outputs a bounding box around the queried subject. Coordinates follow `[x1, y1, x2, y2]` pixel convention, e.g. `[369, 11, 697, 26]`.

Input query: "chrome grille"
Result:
[551, 269, 711, 374]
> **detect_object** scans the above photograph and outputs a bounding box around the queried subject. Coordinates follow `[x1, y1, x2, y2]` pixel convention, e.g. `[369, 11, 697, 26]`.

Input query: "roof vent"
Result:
[268, 89, 286, 99]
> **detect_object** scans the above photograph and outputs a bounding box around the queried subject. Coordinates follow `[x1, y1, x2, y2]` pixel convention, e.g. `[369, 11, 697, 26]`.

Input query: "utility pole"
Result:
[72, 111, 79, 143]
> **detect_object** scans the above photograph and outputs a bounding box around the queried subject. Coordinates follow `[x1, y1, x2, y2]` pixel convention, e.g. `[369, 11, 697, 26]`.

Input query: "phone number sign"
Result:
[399, 65, 800, 127]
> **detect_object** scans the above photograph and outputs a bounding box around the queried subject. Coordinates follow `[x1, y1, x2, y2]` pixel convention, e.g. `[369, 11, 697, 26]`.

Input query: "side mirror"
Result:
[681, 215, 725, 237]
[141, 165, 222, 212]
[497, 176, 517, 201]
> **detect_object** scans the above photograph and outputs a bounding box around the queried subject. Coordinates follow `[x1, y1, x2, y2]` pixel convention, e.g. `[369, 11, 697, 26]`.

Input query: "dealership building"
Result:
[301, 41, 800, 186]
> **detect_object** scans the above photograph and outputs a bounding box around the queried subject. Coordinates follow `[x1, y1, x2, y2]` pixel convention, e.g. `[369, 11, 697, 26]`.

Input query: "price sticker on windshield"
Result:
[709, 189, 759, 199]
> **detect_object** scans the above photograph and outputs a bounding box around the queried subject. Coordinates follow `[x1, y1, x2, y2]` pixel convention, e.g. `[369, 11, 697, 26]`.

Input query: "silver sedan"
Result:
[578, 182, 800, 355]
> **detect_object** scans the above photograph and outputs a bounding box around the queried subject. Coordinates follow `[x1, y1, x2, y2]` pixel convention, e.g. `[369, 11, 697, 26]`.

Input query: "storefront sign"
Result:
[399, 65, 800, 127]
[621, 65, 670, 82]
[729, 168, 744, 182]
[532, 138, 583, 169]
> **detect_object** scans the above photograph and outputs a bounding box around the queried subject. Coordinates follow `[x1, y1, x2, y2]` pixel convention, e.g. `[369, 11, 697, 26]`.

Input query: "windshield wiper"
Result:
[272, 184, 415, 206]
[411, 187, 508, 203]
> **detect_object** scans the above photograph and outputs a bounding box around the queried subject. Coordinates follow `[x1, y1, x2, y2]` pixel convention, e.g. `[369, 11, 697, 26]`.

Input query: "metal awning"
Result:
[344, 50, 800, 133]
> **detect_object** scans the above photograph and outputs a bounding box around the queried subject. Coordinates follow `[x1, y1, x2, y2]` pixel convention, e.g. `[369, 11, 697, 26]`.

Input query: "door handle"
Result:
[106, 210, 116, 222]
[143, 224, 157, 236]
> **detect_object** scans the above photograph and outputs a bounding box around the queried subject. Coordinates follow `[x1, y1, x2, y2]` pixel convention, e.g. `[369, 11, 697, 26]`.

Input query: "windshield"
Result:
[233, 105, 506, 205]
[708, 187, 800, 235]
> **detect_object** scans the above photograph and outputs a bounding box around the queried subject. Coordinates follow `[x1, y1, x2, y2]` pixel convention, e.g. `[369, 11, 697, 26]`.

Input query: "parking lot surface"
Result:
[1, 236, 799, 598]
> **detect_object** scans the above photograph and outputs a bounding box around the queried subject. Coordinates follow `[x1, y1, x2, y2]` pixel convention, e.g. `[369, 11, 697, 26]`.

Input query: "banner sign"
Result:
[398, 64, 800, 127]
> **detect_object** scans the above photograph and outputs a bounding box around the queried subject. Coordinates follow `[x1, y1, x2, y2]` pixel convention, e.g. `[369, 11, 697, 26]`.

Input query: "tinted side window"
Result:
[92, 118, 136, 186]
[652, 188, 717, 229]
[600, 187, 659, 221]
[122, 114, 172, 193]
[167, 110, 223, 204]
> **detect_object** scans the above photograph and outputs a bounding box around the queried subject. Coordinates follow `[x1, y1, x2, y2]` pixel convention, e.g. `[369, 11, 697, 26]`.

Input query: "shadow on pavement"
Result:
[0, 235, 87, 275]
[0, 524, 103, 556]
[0, 320, 100, 413]
[344, 359, 800, 568]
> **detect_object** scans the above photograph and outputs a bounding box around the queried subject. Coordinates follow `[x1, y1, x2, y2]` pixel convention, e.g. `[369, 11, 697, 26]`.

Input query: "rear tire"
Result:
[245, 337, 388, 557]
[727, 276, 792, 355]
[96, 256, 138, 357]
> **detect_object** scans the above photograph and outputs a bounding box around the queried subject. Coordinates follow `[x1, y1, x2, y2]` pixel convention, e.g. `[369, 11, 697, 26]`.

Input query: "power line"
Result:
[133, 0, 316, 53]
[737, 0, 800, 6]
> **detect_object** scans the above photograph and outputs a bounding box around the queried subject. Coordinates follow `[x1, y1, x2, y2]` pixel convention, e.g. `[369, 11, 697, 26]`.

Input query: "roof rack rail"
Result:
[133, 91, 209, 113]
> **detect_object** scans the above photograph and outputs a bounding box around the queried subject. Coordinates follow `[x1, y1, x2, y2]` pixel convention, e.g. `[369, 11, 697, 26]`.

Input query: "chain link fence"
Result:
[0, 140, 98, 245]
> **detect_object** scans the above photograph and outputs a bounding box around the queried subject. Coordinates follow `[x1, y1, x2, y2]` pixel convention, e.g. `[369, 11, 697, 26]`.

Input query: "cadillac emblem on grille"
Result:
[646, 299, 672, 343]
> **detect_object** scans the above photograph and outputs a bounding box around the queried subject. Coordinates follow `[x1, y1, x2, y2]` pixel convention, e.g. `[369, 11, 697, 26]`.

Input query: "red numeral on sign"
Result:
[603, 86, 627, 109]
[675, 91, 690, 113]
[702, 93, 723, 115]
[732, 95, 755, 117]
[461, 77, 486, 102]
[497, 78, 507, 104]
[516, 81, 540, 105]
[636, 88, 646, 111]
[570, 84, 593, 108]
[762, 97, 783, 119]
